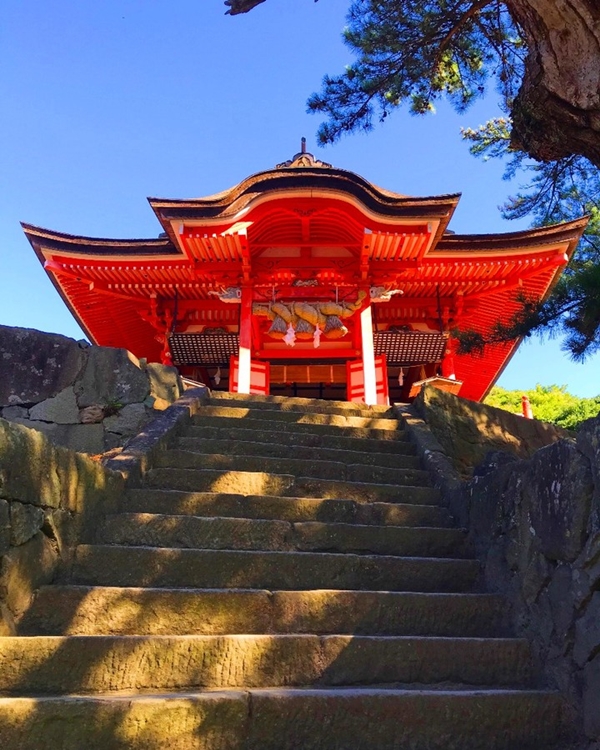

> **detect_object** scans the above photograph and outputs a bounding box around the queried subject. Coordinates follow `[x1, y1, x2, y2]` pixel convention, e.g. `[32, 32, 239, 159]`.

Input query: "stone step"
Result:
[175, 437, 422, 469]
[155, 450, 431, 487]
[144, 468, 442, 505]
[0, 635, 534, 694]
[194, 405, 402, 432]
[0, 688, 567, 750]
[189, 415, 407, 441]
[208, 391, 396, 416]
[96, 514, 470, 557]
[20, 586, 508, 637]
[183, 424, 416, 454]
[121, 490, 454, 527]
[69, 546, 480, 591]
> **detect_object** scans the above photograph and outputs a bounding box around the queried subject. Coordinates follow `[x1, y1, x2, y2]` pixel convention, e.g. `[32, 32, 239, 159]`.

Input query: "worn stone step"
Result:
[0, 635, 533, 694]
[189, 415, 407, 441]
[0, 691, 245, 750]
[121, 490, 454, 527]
[208, 391, 395, 417]
[242, 688, 567, 750]
[96, 514, 469, 557]
[69, 546, 479, 591]
[175, 437, 422, 470]
[155, 450, 431, 487]
[145, 468, 442, 505]
[183, 424, 416, 454]
[20, 586, 508, 637]
[197, 406, 401, 431]
[0, 688, 567, 750]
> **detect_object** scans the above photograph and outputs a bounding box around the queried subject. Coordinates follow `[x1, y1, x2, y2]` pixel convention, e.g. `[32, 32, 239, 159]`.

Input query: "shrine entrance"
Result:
[24, 143, 586, 404]
[171, 328, 453, 406]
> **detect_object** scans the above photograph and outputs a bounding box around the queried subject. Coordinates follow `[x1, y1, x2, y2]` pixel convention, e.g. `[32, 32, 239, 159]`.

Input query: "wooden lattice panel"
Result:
[374, 332, 447, 366]
[169, 333, 239, 365]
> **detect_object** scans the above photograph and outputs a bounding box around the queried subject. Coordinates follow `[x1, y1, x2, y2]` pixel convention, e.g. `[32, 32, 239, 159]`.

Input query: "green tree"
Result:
[225, 0, 600, 357]
[458, 120, 600, 360]
[485, 384, 600, 430]
[226, 0, 600, 169]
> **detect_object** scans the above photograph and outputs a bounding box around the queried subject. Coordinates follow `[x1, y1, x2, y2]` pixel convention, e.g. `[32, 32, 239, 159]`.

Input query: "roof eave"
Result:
[148, 167, 461, 236]
[21, 222, 178, 258]
[436, 216, 588, 255]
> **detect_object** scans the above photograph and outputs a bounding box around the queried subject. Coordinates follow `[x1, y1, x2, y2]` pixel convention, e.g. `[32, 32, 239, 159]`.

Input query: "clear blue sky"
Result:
[1, 0, 598, 397]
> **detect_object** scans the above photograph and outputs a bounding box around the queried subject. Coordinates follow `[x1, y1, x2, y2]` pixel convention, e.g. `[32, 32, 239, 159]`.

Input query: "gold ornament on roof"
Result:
[276, 137, 332, 170]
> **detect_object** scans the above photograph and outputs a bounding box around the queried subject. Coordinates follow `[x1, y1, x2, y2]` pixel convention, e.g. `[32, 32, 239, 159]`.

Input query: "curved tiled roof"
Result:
[22, 154, 588, 401]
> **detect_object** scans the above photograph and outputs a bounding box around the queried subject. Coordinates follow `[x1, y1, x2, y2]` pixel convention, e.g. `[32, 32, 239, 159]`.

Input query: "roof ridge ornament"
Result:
[276, 137, 332, 169]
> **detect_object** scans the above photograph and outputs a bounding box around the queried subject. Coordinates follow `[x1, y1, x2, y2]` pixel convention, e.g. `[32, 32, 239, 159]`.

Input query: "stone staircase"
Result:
[0, 392, 569, 749]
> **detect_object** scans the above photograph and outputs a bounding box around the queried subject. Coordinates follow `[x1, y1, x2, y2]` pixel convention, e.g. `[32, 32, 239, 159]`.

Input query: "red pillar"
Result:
[441, 338, 457, 379]
[522, 395, 533, 419]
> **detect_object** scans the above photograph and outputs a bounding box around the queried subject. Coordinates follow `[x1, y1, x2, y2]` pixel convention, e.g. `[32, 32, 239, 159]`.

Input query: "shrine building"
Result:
[23, 143, 587, 405]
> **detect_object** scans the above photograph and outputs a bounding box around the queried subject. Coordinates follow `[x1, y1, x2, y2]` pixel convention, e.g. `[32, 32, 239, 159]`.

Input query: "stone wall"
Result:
[0, 325, 183, 455]
[457, 419, 600, 743]
[0, 418, 124, 635]
[403, 390, 600, 745]
[413, 384, 572, 477]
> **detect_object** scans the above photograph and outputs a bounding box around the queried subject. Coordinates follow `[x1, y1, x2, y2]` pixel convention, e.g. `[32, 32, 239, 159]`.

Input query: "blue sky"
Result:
[1, 0, 598, 397]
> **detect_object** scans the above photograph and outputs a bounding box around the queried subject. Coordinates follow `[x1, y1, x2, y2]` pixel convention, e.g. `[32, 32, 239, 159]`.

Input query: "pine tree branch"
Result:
[431, 0, 494, 74]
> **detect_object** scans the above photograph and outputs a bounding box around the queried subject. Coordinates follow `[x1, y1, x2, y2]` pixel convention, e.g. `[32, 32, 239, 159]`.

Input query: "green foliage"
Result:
[485, 384, 600, 430]
[228, 0, 600, 359]
[455, 260, 600, 361]
[458, 119, 600, 360]
[462, 120, 600, 253]
[304, 0, 600, 357]
[307, 0, 523, 144]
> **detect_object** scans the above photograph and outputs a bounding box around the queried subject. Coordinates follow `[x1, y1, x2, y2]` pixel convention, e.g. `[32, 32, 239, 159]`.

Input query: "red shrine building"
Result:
[23, 145, 586, 405]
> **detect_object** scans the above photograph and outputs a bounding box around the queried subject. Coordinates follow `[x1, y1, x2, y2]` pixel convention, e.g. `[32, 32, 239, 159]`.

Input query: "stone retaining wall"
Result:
[0, 383, 210, 638]
[0, 418, 124, 635]
[0, 325, 183, 454]
[402, 390, 600, 745]
[413, 384, 572, 477]
[459, 421, 600, 743]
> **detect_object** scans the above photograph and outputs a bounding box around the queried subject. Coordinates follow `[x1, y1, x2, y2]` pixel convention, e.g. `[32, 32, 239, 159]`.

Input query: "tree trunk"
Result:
[508, 0, 600, 167]
[224, 0, 266, 14]
[224, 0, 600, 167]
